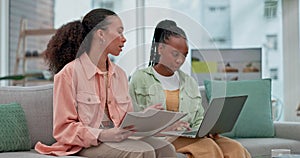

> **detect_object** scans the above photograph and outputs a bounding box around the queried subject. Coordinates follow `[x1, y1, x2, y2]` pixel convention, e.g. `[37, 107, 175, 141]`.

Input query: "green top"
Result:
[129, 67, 204, 128]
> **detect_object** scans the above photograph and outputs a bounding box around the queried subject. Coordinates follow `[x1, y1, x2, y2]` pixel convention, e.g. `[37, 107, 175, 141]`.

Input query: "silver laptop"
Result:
[160, 95, 248, 138]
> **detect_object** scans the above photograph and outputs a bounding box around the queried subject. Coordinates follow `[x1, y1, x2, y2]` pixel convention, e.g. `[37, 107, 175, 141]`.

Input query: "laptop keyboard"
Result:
[182, 130, 198, 135]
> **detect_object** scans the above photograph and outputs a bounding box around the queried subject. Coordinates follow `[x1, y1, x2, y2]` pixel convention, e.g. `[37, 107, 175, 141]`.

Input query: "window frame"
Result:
[0, 0, 9, 86]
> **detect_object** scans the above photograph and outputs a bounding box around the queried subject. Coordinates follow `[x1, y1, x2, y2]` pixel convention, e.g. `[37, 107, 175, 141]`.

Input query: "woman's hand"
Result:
[164, 120, 191, 132]
[207, 133, 220, 139]
[98, 125, 135, 142]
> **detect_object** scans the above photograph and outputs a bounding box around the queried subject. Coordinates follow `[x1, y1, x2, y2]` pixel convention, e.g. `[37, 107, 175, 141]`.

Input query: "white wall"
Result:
[230, 0, 285, 120]
[54, 0, 91, 28]
[230, 0, 265, 47]
[0, 0, 9, 86]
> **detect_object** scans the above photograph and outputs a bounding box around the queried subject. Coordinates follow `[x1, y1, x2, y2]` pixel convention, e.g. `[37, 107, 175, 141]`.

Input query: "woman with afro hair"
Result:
[35, 8, 177, 158]
[129, 19, 251, 158]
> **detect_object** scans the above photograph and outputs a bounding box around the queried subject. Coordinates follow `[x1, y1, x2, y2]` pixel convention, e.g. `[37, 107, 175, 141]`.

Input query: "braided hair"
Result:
[44, 8, 117, 74]
[148, 20, 187, 66]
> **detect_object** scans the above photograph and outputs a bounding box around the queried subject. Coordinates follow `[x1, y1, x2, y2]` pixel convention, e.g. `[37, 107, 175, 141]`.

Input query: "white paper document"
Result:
[119, 108, 187, 138]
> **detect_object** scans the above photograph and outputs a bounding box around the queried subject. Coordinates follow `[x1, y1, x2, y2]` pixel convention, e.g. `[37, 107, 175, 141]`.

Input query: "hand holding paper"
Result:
[98, 125, 136, 142]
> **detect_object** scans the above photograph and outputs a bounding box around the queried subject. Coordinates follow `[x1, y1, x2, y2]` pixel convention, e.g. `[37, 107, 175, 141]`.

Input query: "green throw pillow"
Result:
[204, 79, 274, 138]
[0, 103, 31, 151]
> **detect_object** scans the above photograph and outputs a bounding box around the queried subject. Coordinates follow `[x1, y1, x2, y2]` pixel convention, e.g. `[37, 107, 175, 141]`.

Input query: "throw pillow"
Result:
[204, 79, 274, 138]
[0, 102, 31, 151]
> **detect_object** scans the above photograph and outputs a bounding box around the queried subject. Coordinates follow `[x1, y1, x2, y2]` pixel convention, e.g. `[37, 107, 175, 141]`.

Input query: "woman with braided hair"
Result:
[34, 9, 177, 158]
[129, 19, 251, 158]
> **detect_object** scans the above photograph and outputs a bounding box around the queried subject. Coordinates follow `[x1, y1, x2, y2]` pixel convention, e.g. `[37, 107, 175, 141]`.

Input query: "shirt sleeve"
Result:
[189, 78, 204, 128]
[52, 73, 102, 148]
[129, 72, 143, 112]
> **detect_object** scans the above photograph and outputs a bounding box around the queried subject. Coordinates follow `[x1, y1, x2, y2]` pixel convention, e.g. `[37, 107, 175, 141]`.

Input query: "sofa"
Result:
[1, 84, 300, 158]
[199, 85, 300, 158]
[0, 84, 83, 158]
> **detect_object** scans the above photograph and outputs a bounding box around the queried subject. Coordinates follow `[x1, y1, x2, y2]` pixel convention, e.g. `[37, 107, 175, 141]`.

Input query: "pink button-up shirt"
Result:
[35, 53, 133, 156]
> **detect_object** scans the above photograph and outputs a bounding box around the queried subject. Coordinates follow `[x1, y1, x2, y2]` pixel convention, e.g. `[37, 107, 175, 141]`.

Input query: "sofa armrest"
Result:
[274, 121, 300, 141]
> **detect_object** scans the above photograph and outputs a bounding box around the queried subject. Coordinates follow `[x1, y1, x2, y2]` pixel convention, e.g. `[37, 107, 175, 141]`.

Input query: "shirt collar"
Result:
[79, 52, 116, 80]
[143, 66, 187, 84]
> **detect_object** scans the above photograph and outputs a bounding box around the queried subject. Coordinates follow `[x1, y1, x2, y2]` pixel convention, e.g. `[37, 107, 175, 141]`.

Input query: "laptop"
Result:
[160, 95, 248, 138]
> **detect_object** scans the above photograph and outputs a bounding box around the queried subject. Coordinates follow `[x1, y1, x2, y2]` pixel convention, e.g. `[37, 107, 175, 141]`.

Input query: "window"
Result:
[264, 0, 278, 19]
[266, 34, 278, 50]
[7, 0, 300, 121]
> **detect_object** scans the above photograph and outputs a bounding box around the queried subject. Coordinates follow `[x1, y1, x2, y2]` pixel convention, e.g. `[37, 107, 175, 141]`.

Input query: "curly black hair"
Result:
[44, 8, 116, 74]
[44, 20, 83, 74]
[148, 20, 187, 66]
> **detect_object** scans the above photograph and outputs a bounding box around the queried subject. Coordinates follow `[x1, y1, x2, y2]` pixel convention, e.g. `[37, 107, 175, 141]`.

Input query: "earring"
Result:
[100, 38, 106, 45]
